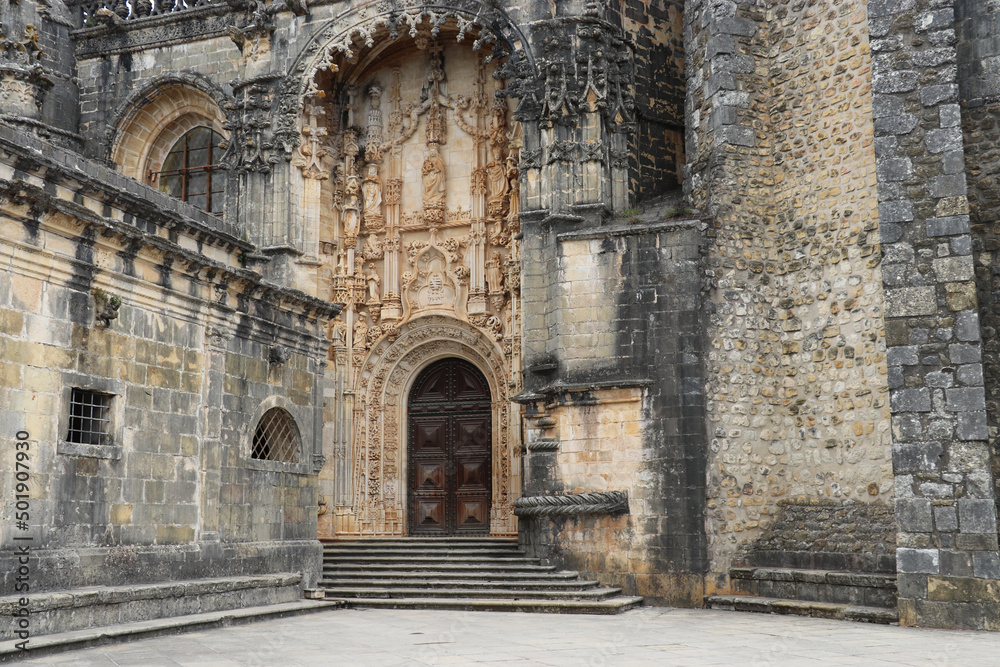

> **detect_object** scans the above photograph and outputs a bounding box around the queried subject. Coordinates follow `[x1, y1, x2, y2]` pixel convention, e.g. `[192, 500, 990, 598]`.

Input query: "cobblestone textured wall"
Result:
[687, 0, 893, 589]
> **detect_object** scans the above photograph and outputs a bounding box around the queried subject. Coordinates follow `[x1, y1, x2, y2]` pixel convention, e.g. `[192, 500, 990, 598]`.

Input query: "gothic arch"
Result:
[350, 315, 515, 535]
[107, 75, 234, 183]
[273, 0, 539, 153]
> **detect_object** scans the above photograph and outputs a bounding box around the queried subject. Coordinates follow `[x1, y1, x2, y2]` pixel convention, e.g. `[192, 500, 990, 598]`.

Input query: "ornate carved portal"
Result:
[310, 30, 523, 536]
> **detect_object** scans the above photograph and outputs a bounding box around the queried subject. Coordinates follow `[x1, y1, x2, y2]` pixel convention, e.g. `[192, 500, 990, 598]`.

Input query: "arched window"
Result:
[156, 127, 226, 214]
[251, 408, 300, 463]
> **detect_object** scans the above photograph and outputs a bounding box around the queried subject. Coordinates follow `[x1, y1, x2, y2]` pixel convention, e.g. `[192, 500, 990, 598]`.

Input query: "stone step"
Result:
[318, 577, 602, 591]
[322, 548, 527, 558]
[329, 596, 643, 615]
[323, 561, 560, 573]
[0, 573, 304, 639]
[729, 567, 897, 609]
[705, 595, 898, 625]
[323, 555, 539, 565]
[323, 569, 580, 581]
[320, 538, 519, 548]
[321, 586, 624, 601]
[321, 539, 643, 613]
[0, 600, 343, 662]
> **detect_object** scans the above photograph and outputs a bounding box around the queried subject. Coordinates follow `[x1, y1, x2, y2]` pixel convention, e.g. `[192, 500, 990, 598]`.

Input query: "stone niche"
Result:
[298, 26, 524, 537]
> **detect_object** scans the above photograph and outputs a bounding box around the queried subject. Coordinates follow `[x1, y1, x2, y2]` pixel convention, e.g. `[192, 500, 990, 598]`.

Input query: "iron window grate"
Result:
[252, 408, 300, 463]
[67, 388, 113, 446]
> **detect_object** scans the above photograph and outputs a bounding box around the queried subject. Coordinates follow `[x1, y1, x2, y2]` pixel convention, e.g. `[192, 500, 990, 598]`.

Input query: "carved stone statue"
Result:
[366, 263, 381, 303]
[362, 163, 382, 216]
[343, 177, 361, 237]
[353, 318, 368, 348]
[506, 153, 520, 223]
[422, 145, 446, 206]
[488, 160, 508, 201]
[486, 251, 504, 292]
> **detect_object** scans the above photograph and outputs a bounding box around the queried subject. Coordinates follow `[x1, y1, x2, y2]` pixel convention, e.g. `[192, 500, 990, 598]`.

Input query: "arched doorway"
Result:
[408, 357, 492, 536]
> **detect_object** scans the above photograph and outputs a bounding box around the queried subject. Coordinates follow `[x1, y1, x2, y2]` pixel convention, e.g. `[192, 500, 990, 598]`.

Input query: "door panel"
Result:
[408, 359, 492, 536]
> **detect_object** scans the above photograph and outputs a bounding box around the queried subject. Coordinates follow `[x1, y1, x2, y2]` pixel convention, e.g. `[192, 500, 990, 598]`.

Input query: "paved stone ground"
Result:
[14, 607, 1000, 666]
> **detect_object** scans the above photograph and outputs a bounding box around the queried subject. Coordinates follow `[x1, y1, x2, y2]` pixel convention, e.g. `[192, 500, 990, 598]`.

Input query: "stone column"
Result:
[868, 0, 1000, 630]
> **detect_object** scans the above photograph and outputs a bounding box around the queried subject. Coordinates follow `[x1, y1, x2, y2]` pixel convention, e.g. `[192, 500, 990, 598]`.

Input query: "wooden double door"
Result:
[408, 358, 492, 536]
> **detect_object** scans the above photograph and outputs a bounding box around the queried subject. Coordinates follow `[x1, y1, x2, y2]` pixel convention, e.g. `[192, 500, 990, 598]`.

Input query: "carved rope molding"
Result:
[513, 491, 629, 518]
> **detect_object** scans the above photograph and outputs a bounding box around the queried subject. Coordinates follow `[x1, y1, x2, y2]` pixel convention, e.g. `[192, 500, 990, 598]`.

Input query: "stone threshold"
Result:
[0, 600, 344, 663]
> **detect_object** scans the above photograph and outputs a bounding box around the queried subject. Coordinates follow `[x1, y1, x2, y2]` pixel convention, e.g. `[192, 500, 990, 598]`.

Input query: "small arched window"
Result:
[251, 408, 300, 463]
[156, 127, 226, 214]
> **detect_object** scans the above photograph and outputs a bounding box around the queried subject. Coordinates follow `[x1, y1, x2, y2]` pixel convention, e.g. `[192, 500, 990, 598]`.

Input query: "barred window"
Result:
[155, 127, 226, 214]
[252, 408, 300, 463]
[66, 388, 113, 446]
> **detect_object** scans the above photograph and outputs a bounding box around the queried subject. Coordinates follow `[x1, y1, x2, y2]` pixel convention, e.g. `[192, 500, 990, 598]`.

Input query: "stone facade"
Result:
[5, 0, 1000, 636]
[0, 121, 335, 601]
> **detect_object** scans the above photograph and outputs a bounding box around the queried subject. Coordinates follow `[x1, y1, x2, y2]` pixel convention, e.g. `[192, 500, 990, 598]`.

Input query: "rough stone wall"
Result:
[687, 0, 893, 589]
[739, 499, 896, 572]
[519, 216, 707, 605]
[957, 0, 1000, 537]
[607, 0, 687, 196]
[0, 124, 332, 593]
[869, 0, 1000, 630]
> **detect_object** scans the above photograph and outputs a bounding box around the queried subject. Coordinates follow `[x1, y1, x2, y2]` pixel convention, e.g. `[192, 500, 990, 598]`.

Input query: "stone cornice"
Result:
[0, 176, 340, 325]
[0, 122, 249, 254]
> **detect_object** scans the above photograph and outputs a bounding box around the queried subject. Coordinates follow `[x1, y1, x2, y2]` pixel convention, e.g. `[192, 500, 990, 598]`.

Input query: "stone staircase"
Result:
[317, 538, 642, 614]
[705, 566, 898, 624]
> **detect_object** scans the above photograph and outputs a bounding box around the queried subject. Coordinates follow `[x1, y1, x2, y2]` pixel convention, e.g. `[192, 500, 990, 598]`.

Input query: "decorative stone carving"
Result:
[364, 84, 385, 163]
[303, 31, 524, 537]
[422, 144, 446, 224]
[366, 263, 381, 304]
[514, 491, 629, 517]
[362, 234, 384, 260]
[343, 176, 361, 240]
[362, 163, 384, 230]
[295, 104, 333, 180]
[487, 160, 508, 218]
[486, 251, 504, 292]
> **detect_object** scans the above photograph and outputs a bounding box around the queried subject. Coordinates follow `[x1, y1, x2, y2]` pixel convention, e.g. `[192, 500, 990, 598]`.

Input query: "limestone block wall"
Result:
[867, 0, 1000, 630]
[0, 125, 334, 593]
[686, 0, 893, 590]
[957, 0, 1000, 534]
[519, 217, 707, 605]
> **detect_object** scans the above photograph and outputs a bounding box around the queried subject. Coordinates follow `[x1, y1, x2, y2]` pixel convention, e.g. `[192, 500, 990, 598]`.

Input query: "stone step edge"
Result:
[319, 537, 519, 548]
[321, 570, 580, 580]
[729, 567, 897, 589]
[322, 564, 559, 572]
[318, 578, 601, 589]
[705, 595, 898, 624]
[331, 596, 644, 615]
[0, 600, 343, 663]
[317, 586, 623, 600]
[0, 573, 302, 615]
[322, 556, 538, 563]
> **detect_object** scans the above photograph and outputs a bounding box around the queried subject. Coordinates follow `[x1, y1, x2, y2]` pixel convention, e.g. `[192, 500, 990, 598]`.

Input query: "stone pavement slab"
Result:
[10, 606, 1000, 666]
